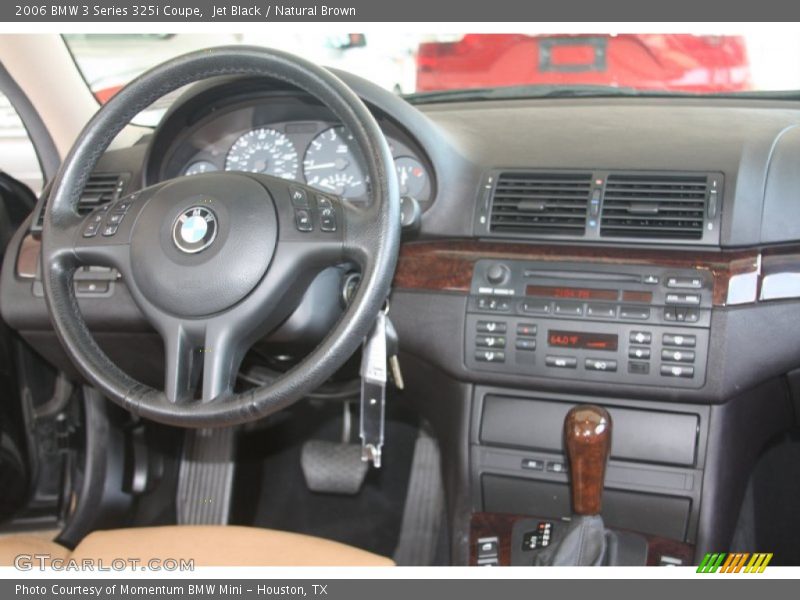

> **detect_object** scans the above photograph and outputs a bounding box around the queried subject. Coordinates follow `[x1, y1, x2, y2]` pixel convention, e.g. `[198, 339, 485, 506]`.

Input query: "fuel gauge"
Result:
[394, 156, 428, 198]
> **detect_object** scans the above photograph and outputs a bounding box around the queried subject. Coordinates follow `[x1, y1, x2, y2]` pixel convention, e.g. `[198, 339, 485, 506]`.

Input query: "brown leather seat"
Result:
[0, 526, 394, 567]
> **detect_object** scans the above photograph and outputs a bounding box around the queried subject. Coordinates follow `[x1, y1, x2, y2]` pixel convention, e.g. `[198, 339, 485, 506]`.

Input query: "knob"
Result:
[486, 263, 509, 285]
[564, 404, 612, 516]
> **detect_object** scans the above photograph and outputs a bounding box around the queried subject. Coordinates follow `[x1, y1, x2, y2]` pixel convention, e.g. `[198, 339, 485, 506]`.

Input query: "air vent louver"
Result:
[489, 172, 592, 236]
[600, 174, 707, 240]
[34, 173, 127, 230]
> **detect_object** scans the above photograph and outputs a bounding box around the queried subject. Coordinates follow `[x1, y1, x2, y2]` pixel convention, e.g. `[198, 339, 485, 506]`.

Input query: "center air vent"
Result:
[33, 172, 128, 230]
[489, 171, 592, 236]
[600, 174, 708, 240]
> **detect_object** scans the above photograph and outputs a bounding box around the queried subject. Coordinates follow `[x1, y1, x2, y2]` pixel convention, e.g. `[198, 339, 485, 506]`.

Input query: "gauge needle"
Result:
[304, 162, 337, 171]
[305, 158, 350, 171]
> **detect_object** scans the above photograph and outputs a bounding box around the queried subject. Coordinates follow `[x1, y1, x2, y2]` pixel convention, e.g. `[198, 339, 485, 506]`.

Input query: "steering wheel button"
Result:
[316, 195, 334, 210]
[102, 224, 119, 237]
[113, 200, 132, 213]
[320, 213, 337, 232]
[294, 208, 313, 232]
[289, 186, 309, 208]
[107, 212, 124, 225]
[82, 221, 101, 237]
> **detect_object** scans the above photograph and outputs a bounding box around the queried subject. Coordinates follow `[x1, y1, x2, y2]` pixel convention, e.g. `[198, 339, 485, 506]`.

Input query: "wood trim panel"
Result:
[394, 239, 765, 306]
[469, 512, 695, 567]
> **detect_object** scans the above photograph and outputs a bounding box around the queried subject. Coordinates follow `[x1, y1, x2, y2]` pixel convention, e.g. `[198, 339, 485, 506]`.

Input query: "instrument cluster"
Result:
[157, 97, 434, 207]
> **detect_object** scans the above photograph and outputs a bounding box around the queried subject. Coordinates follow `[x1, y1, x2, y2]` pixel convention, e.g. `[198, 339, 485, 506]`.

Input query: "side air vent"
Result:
[600, 173, 708, 240]
[489, 171, 592, 236]
[33, 173, 128, 231]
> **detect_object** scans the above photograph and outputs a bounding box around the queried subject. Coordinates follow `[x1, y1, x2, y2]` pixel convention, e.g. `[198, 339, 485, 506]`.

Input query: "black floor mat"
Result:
[230, 399, 419, 557]
[746, 431, 800, 565]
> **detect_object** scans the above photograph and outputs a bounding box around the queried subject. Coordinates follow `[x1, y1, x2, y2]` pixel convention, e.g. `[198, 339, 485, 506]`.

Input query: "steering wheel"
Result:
[40, 47, 400, 428]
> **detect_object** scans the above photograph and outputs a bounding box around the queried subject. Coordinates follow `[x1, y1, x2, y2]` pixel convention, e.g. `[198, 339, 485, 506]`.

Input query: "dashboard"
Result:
[150, 90, 435, 208]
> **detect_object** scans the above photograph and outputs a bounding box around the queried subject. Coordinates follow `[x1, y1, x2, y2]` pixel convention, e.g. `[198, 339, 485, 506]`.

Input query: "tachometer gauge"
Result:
[225, 128, 299, 180]
[183, 160, 219, 176]
[394, 156, 428, 198]
[303, 127, 367, 199]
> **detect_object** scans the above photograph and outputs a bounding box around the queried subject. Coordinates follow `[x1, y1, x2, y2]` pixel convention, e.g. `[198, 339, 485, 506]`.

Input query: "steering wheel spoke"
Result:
[161, 319, 244, 405]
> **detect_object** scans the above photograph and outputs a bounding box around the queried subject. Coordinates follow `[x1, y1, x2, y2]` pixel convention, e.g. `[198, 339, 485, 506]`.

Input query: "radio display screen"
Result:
[548, 330, 618, 351]
[526, 285, 618, 301]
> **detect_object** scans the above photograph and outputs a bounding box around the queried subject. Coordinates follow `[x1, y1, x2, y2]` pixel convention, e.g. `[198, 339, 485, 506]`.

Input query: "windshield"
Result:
[64, 32, 800, 124]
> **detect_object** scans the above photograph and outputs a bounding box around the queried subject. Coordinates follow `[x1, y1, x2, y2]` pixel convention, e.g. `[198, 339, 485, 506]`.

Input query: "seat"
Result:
[0, 525, 394, 566]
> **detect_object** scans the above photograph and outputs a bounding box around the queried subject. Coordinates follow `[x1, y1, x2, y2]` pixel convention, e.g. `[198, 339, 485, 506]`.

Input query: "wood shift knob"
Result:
[564, 404, 612, 515]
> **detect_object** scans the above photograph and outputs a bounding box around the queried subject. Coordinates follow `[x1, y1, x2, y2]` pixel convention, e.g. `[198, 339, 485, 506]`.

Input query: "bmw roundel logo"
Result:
[172, 206, 218, 254]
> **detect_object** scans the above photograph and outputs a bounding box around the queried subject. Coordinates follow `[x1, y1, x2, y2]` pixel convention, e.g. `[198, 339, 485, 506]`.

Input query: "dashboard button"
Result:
[661, 349, 695, 363]
[515, 339, 536, 351]
[587, 304, 616, 318]
[477, 321, 507, 333]
[665, 293, 701, 305]
[76, 280, 109, 294]
[630, 331, 652, 344]
[585, 358, 618, 372]
[666, 276, 704, 289]
[476, 335, 506, 348]
[643, 274, 660, 285]
[629, 346, 651, 360]
[661, 364, 694, 378]
[516, 323, 537, 337]
[521, 458, 544, 471]
[522, 300, 551, 315]
[294, 208, 313, 232]
[554, 302, 583, 317]
[478, 297, 510, 312]
[663, 334, 696, 348]
[475, 350, 505, 363]
[628, 361, 650, 375]
[620, 306, 651, 320]
[547, 461, 568, 473]
[546, 356, 577, 369]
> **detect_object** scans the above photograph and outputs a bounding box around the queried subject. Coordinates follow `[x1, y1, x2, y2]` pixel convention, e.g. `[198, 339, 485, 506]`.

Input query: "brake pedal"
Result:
[301, 440, 368, 495]
[301, 402, 367, 495]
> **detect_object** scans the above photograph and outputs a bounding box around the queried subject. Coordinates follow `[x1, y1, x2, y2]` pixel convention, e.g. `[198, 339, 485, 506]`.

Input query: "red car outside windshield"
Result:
[416, 34, 751, 93]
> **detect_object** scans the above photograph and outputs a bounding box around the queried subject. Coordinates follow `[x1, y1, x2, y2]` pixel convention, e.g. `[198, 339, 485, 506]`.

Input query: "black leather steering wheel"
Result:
[41, 47, 400, 427]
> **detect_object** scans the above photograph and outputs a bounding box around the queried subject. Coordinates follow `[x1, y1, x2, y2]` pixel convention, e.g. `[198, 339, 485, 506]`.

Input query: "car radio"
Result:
[464, 259, 711, 388]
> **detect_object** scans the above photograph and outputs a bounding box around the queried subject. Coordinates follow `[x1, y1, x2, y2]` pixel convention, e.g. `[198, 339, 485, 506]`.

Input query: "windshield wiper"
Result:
[405, 84, 648, 104]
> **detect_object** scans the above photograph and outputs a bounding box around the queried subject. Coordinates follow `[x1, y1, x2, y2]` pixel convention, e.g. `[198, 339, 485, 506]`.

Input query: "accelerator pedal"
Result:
[176, 427, 236, 524]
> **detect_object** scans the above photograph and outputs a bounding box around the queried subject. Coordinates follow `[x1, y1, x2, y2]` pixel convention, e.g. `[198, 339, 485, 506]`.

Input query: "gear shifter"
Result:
[533, 404, 648, 566]
[565, 404, 612, 516]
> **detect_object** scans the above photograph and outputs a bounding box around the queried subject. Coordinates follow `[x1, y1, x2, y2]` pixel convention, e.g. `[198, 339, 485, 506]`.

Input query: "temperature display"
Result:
[548, 330, 618, 351]
[526, 285, 618, 301]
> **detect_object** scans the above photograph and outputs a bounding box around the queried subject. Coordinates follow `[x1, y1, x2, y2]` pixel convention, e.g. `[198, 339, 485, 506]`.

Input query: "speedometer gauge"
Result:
[225, 128, 299, 180]
[303, 127, 367, 199]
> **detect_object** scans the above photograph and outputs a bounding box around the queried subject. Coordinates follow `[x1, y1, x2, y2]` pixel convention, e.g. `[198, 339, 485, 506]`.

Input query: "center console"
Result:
[464, 259, 711, 388]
